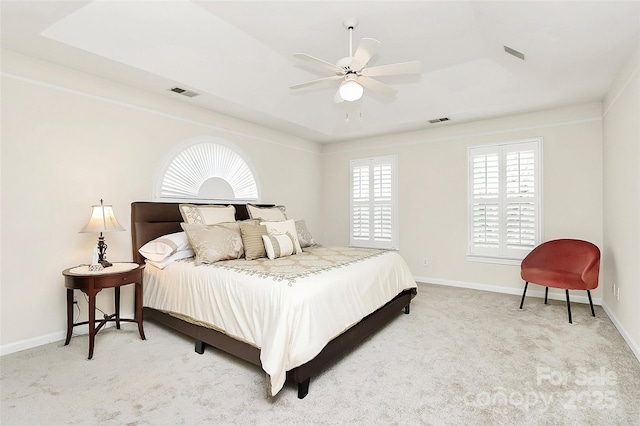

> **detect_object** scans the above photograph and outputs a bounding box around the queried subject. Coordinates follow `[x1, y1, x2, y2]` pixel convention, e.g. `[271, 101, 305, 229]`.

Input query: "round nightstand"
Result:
[62, 262, 146, 359]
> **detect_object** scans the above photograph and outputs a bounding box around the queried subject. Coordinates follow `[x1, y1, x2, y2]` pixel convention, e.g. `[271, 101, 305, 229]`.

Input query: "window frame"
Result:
[466, 138, 543, 265]
[349, 155, 398, 250]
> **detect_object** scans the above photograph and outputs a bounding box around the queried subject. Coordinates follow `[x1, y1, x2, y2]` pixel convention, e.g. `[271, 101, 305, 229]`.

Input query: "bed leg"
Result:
[404, 304, 410, 314]
[195, 340, 206, 354]
[297, 378, 310, 399]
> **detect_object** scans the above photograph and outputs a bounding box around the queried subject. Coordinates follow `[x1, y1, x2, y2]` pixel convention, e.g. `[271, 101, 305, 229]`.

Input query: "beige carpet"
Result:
[2, 283, 639, 425]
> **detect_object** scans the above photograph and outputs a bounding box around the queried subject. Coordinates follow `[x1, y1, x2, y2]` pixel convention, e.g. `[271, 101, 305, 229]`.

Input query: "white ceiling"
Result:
[2, 1, 639, 143]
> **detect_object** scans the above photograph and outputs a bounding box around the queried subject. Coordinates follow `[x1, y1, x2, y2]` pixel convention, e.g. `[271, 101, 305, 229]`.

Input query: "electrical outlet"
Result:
[422, 258, 429, 266]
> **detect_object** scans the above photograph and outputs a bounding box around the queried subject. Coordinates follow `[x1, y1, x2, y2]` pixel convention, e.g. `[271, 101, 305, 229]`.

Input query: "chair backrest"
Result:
[522, 239, 600, 287]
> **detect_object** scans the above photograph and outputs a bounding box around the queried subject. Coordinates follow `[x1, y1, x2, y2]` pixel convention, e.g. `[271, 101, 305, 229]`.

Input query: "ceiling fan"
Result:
[290, 18, 422, 103]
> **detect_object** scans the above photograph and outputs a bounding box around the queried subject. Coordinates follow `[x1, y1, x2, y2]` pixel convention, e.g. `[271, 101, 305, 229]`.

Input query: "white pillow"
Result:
[262, 234, 296, 260]
[261, 219, 302, 254]
[139, 231, 191, 262]
[179, 204, 236, 225]
[248, 204, 287, 221]
[146, 249, 195, 269]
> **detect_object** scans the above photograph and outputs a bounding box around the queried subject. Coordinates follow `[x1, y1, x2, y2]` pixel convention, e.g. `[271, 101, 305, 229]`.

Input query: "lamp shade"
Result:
[339, 78, 363, 102]
[80, 201, 125, 233]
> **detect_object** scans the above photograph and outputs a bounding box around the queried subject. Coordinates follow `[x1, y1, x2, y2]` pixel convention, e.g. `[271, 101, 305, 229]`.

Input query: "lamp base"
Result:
[97, 234, 112, 267]
[98, 259, 112, 268]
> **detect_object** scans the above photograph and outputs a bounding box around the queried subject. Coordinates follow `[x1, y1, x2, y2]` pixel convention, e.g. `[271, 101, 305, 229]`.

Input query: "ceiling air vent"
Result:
[504, 45, 525, 61]
[428, 117, 450, 124]
[169, 87, 200, 98]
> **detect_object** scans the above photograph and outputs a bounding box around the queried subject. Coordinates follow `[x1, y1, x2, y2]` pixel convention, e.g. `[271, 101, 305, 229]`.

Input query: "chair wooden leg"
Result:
[587, 290, 595, 317]
[519, 282, 529, 309]
[565, 290, 572, 324]
[544, 287, 549, 304]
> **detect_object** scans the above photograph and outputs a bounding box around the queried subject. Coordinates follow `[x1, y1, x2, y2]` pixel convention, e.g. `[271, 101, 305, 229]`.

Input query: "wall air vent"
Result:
[428, 117, 450, 124]
[169, 87, 200, 97]
[504, 45, 525, 61]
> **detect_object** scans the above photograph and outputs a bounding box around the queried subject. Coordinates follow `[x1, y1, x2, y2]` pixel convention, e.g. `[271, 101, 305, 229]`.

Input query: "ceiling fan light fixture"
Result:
[339, 78, 363, 102]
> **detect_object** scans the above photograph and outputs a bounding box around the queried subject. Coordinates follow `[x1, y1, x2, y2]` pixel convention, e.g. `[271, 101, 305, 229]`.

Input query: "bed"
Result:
[131, 201, 417, 398]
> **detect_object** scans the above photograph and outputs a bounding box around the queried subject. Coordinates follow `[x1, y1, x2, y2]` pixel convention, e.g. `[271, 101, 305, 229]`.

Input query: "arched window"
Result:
[154, 137, 260, 202]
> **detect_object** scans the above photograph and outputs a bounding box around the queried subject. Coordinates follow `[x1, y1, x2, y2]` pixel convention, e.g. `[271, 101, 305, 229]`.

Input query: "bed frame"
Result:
[131, 201, 417, 398]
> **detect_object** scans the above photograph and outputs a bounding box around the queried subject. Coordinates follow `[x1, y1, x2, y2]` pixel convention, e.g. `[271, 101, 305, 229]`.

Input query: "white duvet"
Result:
[143, 246, 417, 396]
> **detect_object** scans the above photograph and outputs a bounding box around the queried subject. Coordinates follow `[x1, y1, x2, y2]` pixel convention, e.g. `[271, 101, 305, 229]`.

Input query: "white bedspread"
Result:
[143, 246, 417, 396]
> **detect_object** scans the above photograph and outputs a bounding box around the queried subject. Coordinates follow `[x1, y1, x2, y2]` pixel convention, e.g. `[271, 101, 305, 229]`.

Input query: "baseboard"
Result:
[1, 314, 126, 357]
[413, 276, 603, 305]
[0, 331, 67, 357]
[601, 301, 640, 363]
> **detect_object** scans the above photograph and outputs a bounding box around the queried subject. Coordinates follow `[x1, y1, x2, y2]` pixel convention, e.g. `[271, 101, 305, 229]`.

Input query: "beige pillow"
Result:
[181, 222, 243, 265]
[179, 204, 236, 225]
[239, 223, 268, 260]
[295, 220, 316, 248]
[247, 204, 287, 221]
[262, 234, 296, 260]
[261, 219, 302, 254]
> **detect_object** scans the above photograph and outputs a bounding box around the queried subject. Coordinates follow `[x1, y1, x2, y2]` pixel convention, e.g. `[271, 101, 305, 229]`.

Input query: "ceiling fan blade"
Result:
[290, 75, 343, 90]
[357, 76, 397, 97]
[349, 38, 381, 71]
[293, 53, 344, 75]
[361, 61, 423, 77]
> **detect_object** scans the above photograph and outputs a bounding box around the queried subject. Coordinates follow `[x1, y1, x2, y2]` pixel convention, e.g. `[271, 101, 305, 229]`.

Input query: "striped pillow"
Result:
[262, 233, 296, 260]
[239, 223, 268, 260]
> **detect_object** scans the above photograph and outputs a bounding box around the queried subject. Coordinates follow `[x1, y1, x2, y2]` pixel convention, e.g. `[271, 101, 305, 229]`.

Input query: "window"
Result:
[154, 137, 259, 202]
[467, 138, 542, 264]
[350, 156, 397, 249]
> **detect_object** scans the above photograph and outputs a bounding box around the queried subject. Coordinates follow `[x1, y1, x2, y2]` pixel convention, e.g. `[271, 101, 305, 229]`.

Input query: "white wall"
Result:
[321, 103, 604, 302]
[0, 50, 322, 353]
[3, 46, 636, 360]
[602, 47, 640, 359]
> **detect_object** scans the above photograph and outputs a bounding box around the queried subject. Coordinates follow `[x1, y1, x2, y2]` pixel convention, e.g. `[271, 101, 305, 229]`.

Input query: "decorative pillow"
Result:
[239, 223, 268, 260]
[179, 204, 236, 225]
[261, 219, 302, 254]
[181, 222, 244, 265]
[138, 231, 191, 262]
[295, 220, 316, 248]
[262, 233, 296, 260]
[146, 249, 195, 269]
[247, 204, 287, 221]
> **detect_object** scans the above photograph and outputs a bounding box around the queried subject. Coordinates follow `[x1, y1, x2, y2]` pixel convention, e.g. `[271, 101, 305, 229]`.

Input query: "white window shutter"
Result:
[468, 139, 541, 261]
[505, 147, 538, 256]
[159, 142, 258, 201]
[350, 156, 397, 249]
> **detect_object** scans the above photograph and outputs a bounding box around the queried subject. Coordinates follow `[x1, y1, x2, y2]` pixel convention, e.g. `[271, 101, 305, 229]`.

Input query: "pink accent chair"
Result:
[519, 239, 600, 324]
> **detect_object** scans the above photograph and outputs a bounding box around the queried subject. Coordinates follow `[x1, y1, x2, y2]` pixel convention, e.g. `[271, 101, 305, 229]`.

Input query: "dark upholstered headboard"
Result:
[130, 202, 273, 265]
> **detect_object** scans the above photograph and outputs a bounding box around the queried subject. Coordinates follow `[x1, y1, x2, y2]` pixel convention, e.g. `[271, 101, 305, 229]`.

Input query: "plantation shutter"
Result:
[158, 141, 258, 201]
[505, 145, 537, 256]
[468, 139, 541, 260]
[350, 156, 397, 249]
[471, 151, 501, 252]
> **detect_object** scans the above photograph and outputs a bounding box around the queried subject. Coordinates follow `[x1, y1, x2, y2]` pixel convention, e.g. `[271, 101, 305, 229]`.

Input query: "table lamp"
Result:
[80, 199, 125, 267]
